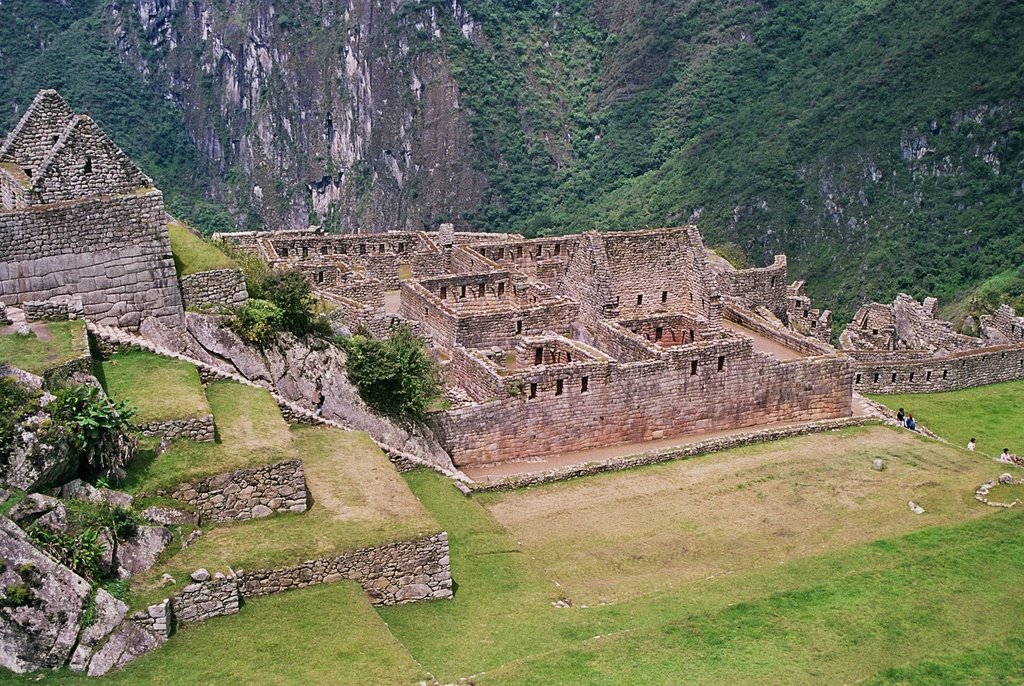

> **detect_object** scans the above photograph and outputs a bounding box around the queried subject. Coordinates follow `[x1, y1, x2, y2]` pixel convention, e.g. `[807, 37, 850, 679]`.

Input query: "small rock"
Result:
[0, 489, 9, 504]
[142, 506, 198, 526]
[16, 325, 31, 337]
[8, 493, 60, 524]
[908, 501, 926, 514]
[251, 504, 273, 518]
[181, 530, 202, 549]
[160, 573, 175, 587]
[454, 481, 472, 496]
[999, 473, 1014, 484]
[190, 568, 211, 582]
[214, 572, 225, 580]
[872, 458, 885, 471]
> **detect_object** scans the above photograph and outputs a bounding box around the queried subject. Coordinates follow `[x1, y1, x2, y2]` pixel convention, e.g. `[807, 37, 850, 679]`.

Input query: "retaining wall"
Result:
[179, 269, 248, 311]
[161, 460, 308, 522]
[136, 415, 215, 442]
[849, 345, 1024, 393]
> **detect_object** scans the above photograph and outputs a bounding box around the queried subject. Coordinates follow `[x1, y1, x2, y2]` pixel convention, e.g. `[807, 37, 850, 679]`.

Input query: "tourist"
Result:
[967, 438, 977, 452]
[1001, 448, 1013, 463]
[896, 408, 906, 425]
[905, 414, 916, 431]
[314, 384, 326, 417]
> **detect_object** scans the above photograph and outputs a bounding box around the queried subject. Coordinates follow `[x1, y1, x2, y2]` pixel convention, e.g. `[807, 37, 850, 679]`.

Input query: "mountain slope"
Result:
[2, 0, 1022, 322]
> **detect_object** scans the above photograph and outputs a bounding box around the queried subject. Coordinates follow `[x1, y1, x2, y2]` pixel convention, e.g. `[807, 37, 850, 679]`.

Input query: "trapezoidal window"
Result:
[280, 247, 289, 257]
[717, 356, 725, 372]
[83, 156, 92, 174]
[321, 246, 329, 255]
[855, 373, 862, 384]
[497, 247, 504, 260]
[874, 373, 880, 383]
[529, 383, 537, 399]
[398, 242, 405, 253]
[359, 245, 366, 255]
[661, 291, 668, 303]
[554, 243, 561, 256]
[926, 371, 932, 381]
[479, 284, 486, 297]
[440, 286, 448, 299]
[516, 320, 523, 335]
[497, 282, 505, 296]
[690, 360, 698, 376]
[460, 285, 467, 298]
[891, 373, 897, 382]
[581, 376, 589, 393]
[516, 246, 523, 258]
[555, 379, 564, 396]
[302, 247, 309, 258]
[655, 326, 664, 342]
[535, 348, 543, 365]
[316, 271, 324, 284]
[636, 294, 643, 306]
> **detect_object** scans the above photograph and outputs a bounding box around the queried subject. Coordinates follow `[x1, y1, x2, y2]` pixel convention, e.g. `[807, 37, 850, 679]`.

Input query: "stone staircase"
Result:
[86, 322, 464, 480]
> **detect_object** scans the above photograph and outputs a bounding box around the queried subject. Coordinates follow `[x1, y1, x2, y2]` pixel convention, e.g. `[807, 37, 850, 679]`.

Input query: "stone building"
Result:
[839, 294, 1024, 393]
[221, 224, 854, 467]
[0, 90, 184, 329]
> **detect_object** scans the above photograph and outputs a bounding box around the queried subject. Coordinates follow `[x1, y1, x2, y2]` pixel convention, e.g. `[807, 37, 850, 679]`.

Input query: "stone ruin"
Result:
[839, 293, 1024, 393]
[0, 90, 184, 330]
[220, 224, 854, 468]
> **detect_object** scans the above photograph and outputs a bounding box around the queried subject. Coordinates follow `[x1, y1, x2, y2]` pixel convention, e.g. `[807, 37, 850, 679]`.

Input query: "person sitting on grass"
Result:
[1001, 448, 1013, 463]
[967, 438, 977, 451]
[896, 407, 906, 425]
[905, 414, 916, 431]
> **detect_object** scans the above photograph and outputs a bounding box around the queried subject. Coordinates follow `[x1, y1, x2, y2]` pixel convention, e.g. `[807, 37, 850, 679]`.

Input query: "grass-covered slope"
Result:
[167, 221, 238, 277]
[97, 350, 210, 424]
[0, 320, 87, 376]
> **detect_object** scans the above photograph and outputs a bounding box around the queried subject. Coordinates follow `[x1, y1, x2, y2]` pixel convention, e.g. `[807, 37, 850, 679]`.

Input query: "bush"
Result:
[232, 298, 284, 347]
[341, 326, 443, 421]
[50, 385, 137, 477]
[28, 527, 105, 581]
[251, 271, 332, 339]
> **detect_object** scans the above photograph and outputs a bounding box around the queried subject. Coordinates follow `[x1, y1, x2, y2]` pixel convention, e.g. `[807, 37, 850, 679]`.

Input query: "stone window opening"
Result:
[339, 245, 347, 254]
[926, 371, 932, 381]
[690, 360, 698, 375]
[689, 329, 695, 342]
[804, 309, 809, 318]
[23, 168, 32, 178]
[855, 373, 862, 384]
[460, 285, 467, 298]
[379, 243, 385, 252]
[497, 247, 505, 260]
[891, 373, 897, 382]
[398, 242, 406, 253]
[479, 284, 486, 297]
[690, 293, 694, 303]
[874, 373, 880, 383]
[555, 379, 564, 396]
[84, 156, 92, 174]
[554, 243, 561, 256]
[771, 276, 777, 288]
[535, 348, 543, 365]
[302, 247, 309, 258]
[581, 376, 589, 393]
[909, 372, 915, 382]
[440, 286, 447, 299]
[316, 271, 324, 284]
[662, 290, 668, 303]
[717, 355, 725, 372]
[321, 246, 329, 255]
[942, 369, 948, 379]
[536, 246, 543, 257]
[636, 294, 643, 306]
[359, 244, 366, 255]
[655, 326, 664, 342]
[498, 282, 505, 296]
[872, 329, 879, 335]
[517, 246, 523, 258]
[280, 247, 289, 257]
[810, 320, 817, 328]
[50, 134, 58, 145]
[529, 383, 537, 399]
[516, 320, 523, 335]
[478, 247, 486, 255]
[566, 352, 572, 363]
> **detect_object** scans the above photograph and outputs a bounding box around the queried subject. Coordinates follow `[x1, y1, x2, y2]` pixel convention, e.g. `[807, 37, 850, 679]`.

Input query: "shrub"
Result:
[50, 385, 137, 477]
[251, 271, 331, 338]
[341, 325, 442, 421]
[232, 298, 284, 346]
[28, 527, 105, 581]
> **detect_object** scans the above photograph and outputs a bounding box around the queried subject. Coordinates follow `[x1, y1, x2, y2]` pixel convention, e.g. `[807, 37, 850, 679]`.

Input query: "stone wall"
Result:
[0, 191, 185, 329]
[715, 255, 789, 319]
[171, 579, 240, 624]
[161, 460, 308, 522]
[23, 295, 83, 322]
[431, 335, 854, 466]
[180, 269, 248, 311]
[238, 532, 452, 605]
[470, 416, 873, 490]
[849, 344, 1024, 393]
[136, 415, 215, 442]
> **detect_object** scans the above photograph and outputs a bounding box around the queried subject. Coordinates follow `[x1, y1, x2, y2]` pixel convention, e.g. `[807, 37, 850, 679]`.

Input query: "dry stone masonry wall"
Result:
[179, 269, 248, 311]
[136, 415, 215, 442]
[161, 460, 307, 522]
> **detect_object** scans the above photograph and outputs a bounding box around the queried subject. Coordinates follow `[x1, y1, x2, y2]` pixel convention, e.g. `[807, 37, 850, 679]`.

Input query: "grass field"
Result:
[870, 380, 1024, 457]
[167, 220, 236, 277]
[0, 320, 87, 375]
[96, 350, 210, 423]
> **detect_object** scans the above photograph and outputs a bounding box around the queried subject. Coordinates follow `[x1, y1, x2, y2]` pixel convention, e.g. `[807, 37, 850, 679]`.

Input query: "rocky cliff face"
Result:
[108, 0, 488, 231]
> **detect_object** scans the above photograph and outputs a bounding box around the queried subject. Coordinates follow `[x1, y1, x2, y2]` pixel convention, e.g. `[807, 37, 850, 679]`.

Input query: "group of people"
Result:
[895, 408, 917, 431]
[966, 437, 1023, 466]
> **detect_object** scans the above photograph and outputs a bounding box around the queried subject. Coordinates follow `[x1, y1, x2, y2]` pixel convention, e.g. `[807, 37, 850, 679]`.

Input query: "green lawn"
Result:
[7, 582, 428, 686]
[869, 380, 1024, 458]
[96, 350, 209, 424]
[167, 220, 236, 277]
[122, 381, 291, 493]
[0, 320, 87, 375]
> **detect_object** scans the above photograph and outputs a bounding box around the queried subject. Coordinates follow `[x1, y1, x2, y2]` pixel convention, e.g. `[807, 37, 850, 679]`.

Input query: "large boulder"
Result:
[68, 589, 128, 673]
[8, 493, 61, 525]
[85, 620, 163, 677]
[115, 526, 172, 579]
[0, 516, 90, 673]
[3, 406, 77, 492]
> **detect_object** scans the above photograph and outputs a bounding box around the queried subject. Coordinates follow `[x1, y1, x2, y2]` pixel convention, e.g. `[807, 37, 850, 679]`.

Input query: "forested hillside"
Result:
[2, 0, 1022, 323]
